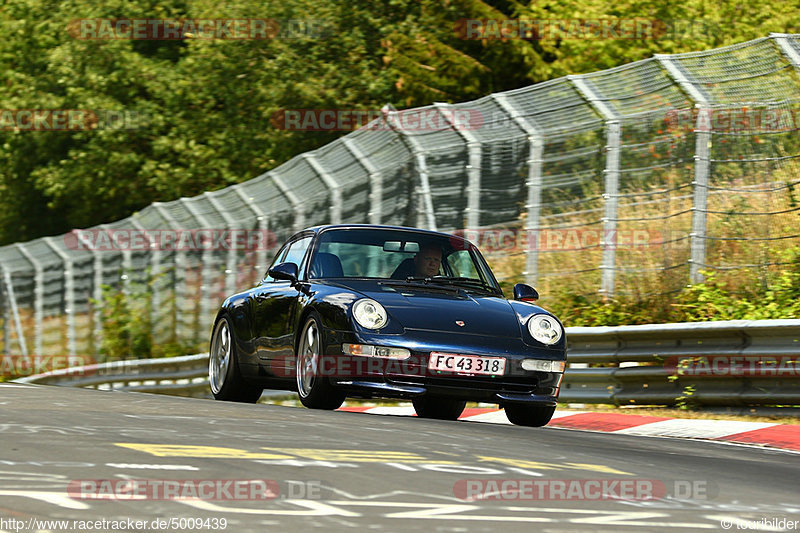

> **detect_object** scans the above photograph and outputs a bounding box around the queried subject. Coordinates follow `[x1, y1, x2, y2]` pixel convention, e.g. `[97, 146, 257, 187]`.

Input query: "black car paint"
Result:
[212, 224, 566, 403]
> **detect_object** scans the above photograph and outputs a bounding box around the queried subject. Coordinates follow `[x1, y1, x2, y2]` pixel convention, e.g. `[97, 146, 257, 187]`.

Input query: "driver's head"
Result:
[414, 243, 442, 277]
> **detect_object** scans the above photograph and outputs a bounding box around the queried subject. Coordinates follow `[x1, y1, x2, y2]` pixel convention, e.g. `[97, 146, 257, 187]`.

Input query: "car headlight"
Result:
[527, 314, 563, 345]
[353, 298, 388, 329]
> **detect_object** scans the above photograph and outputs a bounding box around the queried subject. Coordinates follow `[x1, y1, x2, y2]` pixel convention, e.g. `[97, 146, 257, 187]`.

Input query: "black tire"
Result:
[209, 316, 263, 403]
[412, 396, 466, 420]
[503, 403, 556, 427]
[296, 313, 346, 410]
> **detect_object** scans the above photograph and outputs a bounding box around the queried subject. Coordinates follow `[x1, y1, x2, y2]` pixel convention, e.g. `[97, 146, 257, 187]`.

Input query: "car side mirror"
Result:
[269, 262, 299, 284]
[513, 283, 539, 303]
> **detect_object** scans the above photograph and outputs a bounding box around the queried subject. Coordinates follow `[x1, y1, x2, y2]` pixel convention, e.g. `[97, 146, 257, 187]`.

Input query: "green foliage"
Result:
[545, 247, 800, 326]
[3, 0, 799, 245]
[97, 281, 193, 360]
[97, 284, 153, 360]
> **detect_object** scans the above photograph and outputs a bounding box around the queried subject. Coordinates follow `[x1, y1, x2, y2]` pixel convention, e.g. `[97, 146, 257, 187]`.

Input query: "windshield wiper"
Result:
[425, 276, 500, 295]
[380, 279, 463, 295]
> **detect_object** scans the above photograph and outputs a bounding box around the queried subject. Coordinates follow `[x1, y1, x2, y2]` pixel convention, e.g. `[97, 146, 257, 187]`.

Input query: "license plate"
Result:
[428, 352, 506, 376]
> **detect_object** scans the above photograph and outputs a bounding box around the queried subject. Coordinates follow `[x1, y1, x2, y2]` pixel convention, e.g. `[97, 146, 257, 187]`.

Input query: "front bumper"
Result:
[324, 327, 564, 405]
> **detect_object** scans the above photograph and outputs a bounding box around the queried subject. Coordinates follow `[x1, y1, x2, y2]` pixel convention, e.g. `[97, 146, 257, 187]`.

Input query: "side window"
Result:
[263, 244, 290, 283]
[282, 236, 313, 279]
[446, 249, 480, 279]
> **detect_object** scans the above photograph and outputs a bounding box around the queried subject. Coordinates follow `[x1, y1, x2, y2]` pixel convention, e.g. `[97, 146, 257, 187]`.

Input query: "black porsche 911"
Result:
[209, 224, 566, 426]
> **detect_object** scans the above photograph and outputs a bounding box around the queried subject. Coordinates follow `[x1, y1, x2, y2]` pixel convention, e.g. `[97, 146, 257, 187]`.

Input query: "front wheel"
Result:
[503, 403, 556, 427]
[296, 314, 345, 410]
[209, 316, 263, 403]
[412, 396, 466, 420]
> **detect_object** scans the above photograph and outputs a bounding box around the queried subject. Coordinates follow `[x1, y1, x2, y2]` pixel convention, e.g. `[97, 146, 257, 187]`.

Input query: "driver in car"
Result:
[390, 243, 443, 279]
[414, 244, 442, 277]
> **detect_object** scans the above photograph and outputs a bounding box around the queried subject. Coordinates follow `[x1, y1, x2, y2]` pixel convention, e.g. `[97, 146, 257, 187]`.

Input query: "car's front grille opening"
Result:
[388, 375, 536, 394]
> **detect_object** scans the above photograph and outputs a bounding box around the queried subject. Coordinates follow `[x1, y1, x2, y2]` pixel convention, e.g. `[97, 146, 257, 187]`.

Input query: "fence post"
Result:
[127, 216, 162, 346]
[42, 238, 75, 356]
[15, 244, 43, 355]
[205, 191, 242, 297]
[656, 56, 713, 284]
[1, 266, 28, 354]
[180, 198, 216, 345]
[304, 154, 342, 224]
[343, 137, 383, 224]
[570, 75, 621, 297]
[773, 33, 800, 70]
[152, 203, 186, 344]
[382, 105, 437, 231]
[4, 267, 27, 353]
[271, 171, 305, 232]
[491, 93, 544, 286]
[233, 185, 271, 281]
[0, 271, 6, 356]
[434, 103, 481, 229]
[77, 232, 104, 355]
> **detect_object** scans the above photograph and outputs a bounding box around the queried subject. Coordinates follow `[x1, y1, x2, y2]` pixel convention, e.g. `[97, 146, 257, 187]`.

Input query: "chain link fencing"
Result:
[1, 33, 799, 359]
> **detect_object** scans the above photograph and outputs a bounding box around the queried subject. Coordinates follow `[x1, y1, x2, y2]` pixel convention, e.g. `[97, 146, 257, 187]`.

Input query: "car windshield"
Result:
[308, 228, 501, 293]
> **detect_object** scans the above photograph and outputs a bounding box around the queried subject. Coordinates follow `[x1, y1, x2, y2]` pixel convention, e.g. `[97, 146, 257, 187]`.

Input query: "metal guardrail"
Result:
[560, 320, 800, 408]
[13, 320, 800, 408]
[14, 353, 211, 398]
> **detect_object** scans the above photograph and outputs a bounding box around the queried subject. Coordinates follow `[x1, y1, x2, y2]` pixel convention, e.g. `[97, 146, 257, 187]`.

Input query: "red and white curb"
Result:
[337, 406, 800, 453]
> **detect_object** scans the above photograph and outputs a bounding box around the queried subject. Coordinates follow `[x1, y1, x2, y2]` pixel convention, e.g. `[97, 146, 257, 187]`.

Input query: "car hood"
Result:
[324, 279, 523, 337]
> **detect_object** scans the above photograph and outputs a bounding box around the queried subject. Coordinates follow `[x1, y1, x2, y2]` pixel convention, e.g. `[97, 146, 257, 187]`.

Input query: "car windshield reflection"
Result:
[307, 228, 501, 294]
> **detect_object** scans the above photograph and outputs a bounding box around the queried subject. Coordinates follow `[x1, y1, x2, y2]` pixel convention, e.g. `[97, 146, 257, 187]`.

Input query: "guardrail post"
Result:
[656, 55, 713, 284]
[15, 244, 43, 355]
[569, 76, 621, 297]
[343, 137, 383, 224]
[43, 238, 75, 356]
[491, 94, 544, 286]
[304, 154, 342, 224]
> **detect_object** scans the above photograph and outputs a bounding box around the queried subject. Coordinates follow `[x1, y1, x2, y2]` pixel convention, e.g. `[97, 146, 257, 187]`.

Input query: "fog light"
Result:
[343, 343, 411, 360]
[521, 359, 566, 373]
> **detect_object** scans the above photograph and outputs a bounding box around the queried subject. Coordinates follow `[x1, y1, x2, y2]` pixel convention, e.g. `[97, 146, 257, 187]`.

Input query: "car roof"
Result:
[301, 224, 472, 242]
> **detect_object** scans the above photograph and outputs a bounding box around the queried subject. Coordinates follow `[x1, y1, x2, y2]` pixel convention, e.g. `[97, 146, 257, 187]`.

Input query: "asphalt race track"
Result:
[1, 383, 798, 532]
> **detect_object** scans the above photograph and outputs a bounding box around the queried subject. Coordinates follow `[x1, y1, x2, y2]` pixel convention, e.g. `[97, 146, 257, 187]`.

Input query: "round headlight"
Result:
[353, 299, 388, 329]
[527, 314, 563, 345]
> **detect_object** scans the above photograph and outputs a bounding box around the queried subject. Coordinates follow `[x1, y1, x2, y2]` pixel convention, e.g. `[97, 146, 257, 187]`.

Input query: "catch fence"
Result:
[1, 34, 799, 357]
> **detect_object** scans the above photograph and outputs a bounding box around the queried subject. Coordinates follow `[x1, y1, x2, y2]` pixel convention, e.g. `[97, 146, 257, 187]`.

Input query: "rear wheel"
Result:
[209, 316, 263, 403]
[296, 314, 346, 410]
[503, 403, 556, 427]
[412, 396, 466, 420]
